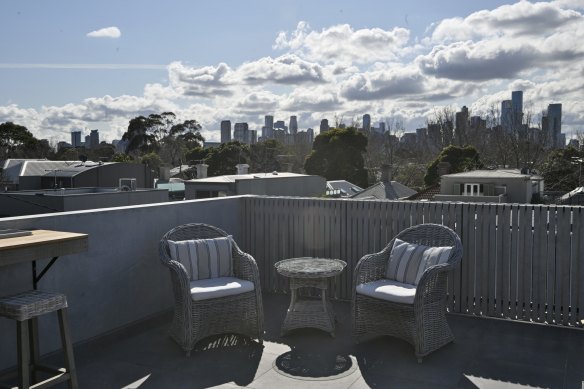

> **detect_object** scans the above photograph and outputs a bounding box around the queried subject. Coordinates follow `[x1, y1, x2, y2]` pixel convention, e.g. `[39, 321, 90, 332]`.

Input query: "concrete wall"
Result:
[235, 175, 326, 197]
[0, 197, 243, 371]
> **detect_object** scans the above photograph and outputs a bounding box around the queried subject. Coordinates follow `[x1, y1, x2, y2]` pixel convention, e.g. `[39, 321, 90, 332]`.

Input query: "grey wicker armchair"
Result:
[352, 223, 462, 362]
[159, 223, 264, 356]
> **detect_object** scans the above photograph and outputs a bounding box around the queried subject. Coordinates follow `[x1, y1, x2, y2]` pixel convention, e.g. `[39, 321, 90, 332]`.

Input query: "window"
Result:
[463, 183, 483, 196]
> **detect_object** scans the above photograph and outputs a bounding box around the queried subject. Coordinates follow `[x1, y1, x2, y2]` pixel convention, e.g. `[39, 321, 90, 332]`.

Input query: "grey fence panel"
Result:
[241, 197, 584, 327]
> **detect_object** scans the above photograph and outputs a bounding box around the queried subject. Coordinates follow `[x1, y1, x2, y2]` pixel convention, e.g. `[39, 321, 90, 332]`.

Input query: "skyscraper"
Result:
[511, 90, 523, 125]
[289, 116, 298, 135]
[501, 100, 512, 130]
[89, 129, 99, 149]
[547, 103, 562, 148]
[307, 128, 314, 144]
[71, 130, 81, 148]
[363, 114, 371, 132]
[234, 122, 249, 144]
[220, 120, 231, 143]
[379, 122, 386, 133]
[455, 106, 469, 145]
[263, 115, 274, 139]
[320, 119, 329, 133]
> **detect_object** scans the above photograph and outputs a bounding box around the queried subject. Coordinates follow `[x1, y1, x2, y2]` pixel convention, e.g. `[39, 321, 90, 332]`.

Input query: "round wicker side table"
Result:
[274, 257, 346, 337]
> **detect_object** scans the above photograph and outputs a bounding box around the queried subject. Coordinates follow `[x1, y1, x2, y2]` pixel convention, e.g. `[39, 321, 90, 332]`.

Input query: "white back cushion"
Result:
[385, 238, 452, 285]
[168, 236, 233, 280]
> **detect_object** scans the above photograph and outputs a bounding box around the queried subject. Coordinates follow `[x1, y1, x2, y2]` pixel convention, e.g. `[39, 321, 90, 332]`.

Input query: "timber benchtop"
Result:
[0, 230, 89, 267]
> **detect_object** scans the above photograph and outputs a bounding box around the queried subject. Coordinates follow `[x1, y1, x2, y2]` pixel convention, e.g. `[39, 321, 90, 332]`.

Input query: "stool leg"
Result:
[57, 308, 78, 389]
[29, 317, 40, 384]
[16, 320, 31, 389]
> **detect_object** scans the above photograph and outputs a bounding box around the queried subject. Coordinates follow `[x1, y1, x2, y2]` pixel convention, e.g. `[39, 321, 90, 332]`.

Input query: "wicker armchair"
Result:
[159, 223, 264, 356]
[351, 223, 462, 362]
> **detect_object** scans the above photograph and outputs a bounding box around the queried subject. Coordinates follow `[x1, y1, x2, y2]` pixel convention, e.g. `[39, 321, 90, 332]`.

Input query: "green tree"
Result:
[140, 152, 163, 177]
[121, 112, 203, 163]
[304, 127, 368, 188]
[205, 141, 249, 176]
[249, 139, 285, 173]
[540, 147, 582, 191]
[0, 122, 42, 159]
[112, 153, 134, 163]
[424, 145, 483, 187]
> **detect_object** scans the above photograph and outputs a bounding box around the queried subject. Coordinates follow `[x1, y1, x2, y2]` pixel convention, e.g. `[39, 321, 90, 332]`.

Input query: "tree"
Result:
[249, 139, 285, 173]
[424, 145, 483, 187]
[140, 152, 163, 176]
[204, 141, 249, 176]
[0, 122, 42, 159]
[112, 153, 134, 163]
[304, 127, 368, 188]
[540, 147, 582, 191]
[121, 112, 203, 164]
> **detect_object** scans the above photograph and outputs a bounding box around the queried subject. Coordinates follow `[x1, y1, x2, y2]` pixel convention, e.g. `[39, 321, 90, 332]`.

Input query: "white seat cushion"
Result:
[356, 279, 416, 305]
[189, 277, 255, 302]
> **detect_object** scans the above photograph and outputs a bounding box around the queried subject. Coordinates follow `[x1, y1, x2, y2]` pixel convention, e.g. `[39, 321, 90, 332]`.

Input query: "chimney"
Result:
[437, 162, 451, 176]
[196, 163, 208, 179]
[159, 166, 170, 181]
[381, 164, 392, 182]
[236, 163, 249, 175]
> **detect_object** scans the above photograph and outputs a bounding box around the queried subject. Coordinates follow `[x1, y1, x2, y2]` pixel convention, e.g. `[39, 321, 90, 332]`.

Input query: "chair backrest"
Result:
[159, 223, 232, 266]
[393, 223, 463, 268]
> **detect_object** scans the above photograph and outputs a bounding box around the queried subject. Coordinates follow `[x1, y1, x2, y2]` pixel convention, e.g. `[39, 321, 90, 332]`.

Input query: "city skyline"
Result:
[1, 1, 583, 144]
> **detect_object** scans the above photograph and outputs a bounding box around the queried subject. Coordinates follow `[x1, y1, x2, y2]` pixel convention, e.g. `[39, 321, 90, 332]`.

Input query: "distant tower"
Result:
[320, 119, 329, 133]
[234, 122, 249, 144]
[501, 100, 512, 131]
[379, 122, 386, 133]
[307, 128, 314, 144]
[455, 106, 469, 145]
[274, 120, 288, 132]
[289, 116, 298, 135]
[71, 131, 81, 148]
[89, 129, 99, 149]
[220, 120, 231, 143]
[264, 115, 274, 138]
[547, 103, 562, 148]
[363, 114, 371, 132]
[250, 130, 257, 145]
[512, 91, 523, 126]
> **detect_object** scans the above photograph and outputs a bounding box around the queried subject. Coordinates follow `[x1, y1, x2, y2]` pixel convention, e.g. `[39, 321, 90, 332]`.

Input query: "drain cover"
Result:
[273, 351, 357, 381]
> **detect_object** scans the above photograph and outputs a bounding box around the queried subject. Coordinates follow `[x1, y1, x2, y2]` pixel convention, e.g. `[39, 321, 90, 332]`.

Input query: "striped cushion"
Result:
[168, 236, 233, 280]
[385, 238, 452, 285]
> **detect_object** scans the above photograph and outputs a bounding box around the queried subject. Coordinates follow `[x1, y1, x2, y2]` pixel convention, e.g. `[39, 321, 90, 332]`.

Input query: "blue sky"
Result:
[1, 0, 583, 143]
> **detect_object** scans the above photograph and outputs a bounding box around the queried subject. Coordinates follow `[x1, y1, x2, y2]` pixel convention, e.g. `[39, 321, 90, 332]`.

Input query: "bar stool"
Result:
[0, 290, 78, 389]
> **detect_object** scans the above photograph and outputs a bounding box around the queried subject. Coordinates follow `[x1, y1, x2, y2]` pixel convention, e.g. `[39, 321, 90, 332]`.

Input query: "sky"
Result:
[1, 0, 584, 144]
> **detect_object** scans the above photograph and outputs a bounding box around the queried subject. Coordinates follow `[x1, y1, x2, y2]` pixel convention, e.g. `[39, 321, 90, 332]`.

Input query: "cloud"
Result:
[237, 54, 327, 85]
[431, 1, 581, 41]
[280, 86, 341, 112]
[86, 26, 121, 39]
[234, 91, 281, 114]
[168, 62, 236, 97]
[0, 63, 165, 70]
[274, 21, 410, 64]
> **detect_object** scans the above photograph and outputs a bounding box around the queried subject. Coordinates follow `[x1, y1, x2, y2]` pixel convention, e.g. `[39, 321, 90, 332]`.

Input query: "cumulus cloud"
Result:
[235, 91, 281, 114]
[432, 1, 581, 41]
[168, 62, 236, 97]
[280, 86, 341, 112]
[238, 54, 326, 85]
[274, 21, 410, 64]
[86, 26, 121, 39]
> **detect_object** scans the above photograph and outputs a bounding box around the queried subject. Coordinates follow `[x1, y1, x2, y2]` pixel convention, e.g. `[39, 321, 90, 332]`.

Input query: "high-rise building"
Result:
[501, 100, 512, 130]
[233, 122, 249, 144]
[250, 130, 257, 145]
[547, 103, 562, 148]
[289, 116, 298, 135]
[263, 115, 274, 139]
[274, 120, 288, 132]
[89, 129, 99, 149]
[220, 120, 231, 143]
[379, 122, 386, 133]
[307, 128, 314, 144]
[363, 114, 371, 132]
[512, 90, 523, 126]
[320, 119, 329, 133]
[71, 131, 82, 148]
[455, 106, 469, 145]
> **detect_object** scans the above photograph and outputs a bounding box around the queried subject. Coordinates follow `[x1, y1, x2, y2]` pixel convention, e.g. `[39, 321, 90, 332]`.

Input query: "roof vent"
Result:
[119, 178, 136, 192]
[272, 171, 278, 175]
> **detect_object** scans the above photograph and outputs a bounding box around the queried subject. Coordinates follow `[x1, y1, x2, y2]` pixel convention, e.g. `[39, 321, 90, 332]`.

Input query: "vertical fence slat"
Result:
[532, 206, 547, 323]
[486, 204, 497, 317]
[556, 206, 571, 325]
[547, 206, 558, 324]
[574, 207, 584, 325]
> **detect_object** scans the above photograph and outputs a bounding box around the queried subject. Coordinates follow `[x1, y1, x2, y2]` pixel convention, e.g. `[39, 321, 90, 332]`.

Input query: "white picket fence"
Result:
[240, 196, 584, 327]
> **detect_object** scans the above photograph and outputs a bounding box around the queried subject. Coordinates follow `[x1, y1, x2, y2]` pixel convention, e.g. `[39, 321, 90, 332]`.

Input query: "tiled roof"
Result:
[406, 184, 441, 201]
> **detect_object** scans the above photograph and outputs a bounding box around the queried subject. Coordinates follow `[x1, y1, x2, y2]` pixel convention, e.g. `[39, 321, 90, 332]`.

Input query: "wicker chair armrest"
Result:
[354, 241, 393, 287]
[414, 263, 453, 306]
[161, 259, 193, 311]
[233, 251, 261, 287]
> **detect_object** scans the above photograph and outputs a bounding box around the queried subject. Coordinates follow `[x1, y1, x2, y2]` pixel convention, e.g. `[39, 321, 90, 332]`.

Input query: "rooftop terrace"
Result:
[0, 195, 583, 388]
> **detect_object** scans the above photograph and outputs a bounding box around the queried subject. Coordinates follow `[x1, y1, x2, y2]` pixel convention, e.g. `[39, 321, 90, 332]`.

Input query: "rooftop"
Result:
[188, 172, 309, 183]
[441, 169, 536, 180]
[37, 293, 584, 388]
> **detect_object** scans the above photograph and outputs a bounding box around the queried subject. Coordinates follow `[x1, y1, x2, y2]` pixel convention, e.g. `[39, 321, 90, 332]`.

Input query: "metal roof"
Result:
[20, 161, 110, 178]
[352, 180, 417, 200]
[442, 169, 532, 179]
[187, 172, 308, 183]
